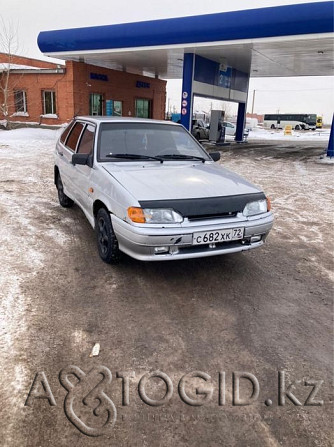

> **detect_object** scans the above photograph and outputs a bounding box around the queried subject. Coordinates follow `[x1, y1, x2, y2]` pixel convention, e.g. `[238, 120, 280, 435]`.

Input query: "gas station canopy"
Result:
[38, 1, 334, 154]
[38, 2, 334, 79]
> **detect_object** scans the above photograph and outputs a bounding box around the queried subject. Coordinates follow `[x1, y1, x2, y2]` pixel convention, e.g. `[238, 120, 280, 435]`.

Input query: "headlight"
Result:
[144, 208, 183, 223]
[128, 207, 183, 224]
[243, 199, 268, 217]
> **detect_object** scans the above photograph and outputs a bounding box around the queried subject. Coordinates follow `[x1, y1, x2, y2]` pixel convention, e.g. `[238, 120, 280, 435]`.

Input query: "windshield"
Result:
[305, 114, 317, 125]
[97, 122, 211, 162]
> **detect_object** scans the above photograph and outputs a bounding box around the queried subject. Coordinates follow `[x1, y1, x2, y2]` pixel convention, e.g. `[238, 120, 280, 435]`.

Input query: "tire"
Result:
[56, 174, 74, 208]
[195, 132, 200, 141]
[295, 125, 301, 130]
[270, 124, 275, 129]
[95, 208, 120, 264]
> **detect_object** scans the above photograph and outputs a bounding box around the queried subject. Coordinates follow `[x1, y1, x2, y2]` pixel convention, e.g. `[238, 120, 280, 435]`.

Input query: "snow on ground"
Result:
[218, 141, 333, 282]
[247, 126, 330, 141]
[0, 126, 68, 425]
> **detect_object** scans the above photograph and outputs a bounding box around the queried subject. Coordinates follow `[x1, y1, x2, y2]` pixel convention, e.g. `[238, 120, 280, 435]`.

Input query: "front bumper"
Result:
[111, 212, 274, 261]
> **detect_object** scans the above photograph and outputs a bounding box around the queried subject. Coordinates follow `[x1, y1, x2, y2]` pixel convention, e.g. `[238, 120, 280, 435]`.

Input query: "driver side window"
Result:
[77, 124, 95, 155]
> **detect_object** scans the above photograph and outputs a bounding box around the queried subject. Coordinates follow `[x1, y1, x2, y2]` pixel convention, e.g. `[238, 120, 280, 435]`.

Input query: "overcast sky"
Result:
[1, 0, 333, 122]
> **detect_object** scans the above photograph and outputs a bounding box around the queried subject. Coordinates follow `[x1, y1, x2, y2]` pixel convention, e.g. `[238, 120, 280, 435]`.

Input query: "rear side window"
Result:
[77, 124, 95, 155]
[66, 122, 85, 151]
[60, 121, 74, 144]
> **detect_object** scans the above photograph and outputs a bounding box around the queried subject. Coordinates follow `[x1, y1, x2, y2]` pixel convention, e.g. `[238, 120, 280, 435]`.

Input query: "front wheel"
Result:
[96, 208, 120, 264]
[270, 124, 275, 129]
[56, 174, 74, 208]
[295, 125, 301, 130]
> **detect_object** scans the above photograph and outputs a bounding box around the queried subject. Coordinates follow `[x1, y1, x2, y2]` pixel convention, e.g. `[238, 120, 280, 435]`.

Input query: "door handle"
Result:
[58, 151, 64, 156]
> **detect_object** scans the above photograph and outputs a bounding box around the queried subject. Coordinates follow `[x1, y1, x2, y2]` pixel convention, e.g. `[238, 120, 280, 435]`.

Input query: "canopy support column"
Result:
[326, 114, 334, 158]
[180, 53, 195, 131]
[235, 102, 246, 142]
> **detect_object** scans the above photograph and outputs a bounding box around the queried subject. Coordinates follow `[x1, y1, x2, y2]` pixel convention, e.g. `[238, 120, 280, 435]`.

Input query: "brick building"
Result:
[246, 113, 264, 123]
[0, 53, 166, 126]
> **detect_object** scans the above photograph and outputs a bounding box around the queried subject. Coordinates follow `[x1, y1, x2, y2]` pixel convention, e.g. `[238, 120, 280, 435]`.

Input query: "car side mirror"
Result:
[210, 151, 221, 162]
[72, 153, 93, 167]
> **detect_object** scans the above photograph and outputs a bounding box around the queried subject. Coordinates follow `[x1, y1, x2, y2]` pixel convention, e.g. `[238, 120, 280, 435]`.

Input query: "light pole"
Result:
[251, 90, 256, 114]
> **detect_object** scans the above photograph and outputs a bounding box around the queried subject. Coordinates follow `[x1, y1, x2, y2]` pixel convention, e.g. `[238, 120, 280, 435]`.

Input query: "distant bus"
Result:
[316, 116, 323, 129]
[263, 114, 317, 130]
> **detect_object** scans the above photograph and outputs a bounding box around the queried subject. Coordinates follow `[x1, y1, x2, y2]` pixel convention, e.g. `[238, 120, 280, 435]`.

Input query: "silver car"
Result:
[54, 117, 273, 262]
[222, 121, 249, 139]
[192, 119, 209, 140]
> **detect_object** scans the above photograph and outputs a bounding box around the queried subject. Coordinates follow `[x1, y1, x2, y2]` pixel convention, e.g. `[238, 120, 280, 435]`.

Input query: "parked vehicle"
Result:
[222, 121, 249, 138]
[192, 119, 209, 140]
[205, 121, 249, 141]
[316, 116, 323, 129]
[263, 113, 317, 130]
[54, 117, 273, 263]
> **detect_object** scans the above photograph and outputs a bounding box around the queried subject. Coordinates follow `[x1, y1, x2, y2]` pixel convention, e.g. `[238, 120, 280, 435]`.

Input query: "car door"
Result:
[71, 123, 96, 215]
[223, 122, 235, 136]
[56, 120, 75, 193]
[60, 121, 85, 198]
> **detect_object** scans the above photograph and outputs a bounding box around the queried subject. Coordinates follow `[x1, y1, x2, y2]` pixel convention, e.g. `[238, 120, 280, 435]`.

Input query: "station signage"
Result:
[90, 73, 108, 82]
[218, 67, 232, 89]
[193, 55, 248, 96]
[106, 100, 113, 116]
[136, 81, 150, 89]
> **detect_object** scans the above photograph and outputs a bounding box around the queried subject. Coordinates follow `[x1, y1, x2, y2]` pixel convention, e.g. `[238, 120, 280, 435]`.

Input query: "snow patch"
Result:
[248, 127, 330, 142]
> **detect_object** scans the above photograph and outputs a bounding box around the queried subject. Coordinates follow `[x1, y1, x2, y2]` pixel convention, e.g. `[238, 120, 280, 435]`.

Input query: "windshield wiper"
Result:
[158, 154, 207, 163]
[105, 153, 163, 163]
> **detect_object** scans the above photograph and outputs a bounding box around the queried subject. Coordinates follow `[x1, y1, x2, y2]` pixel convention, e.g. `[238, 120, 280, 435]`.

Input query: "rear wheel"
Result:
[295, 125, 301, 130]
[195, 132, 200, 141]
[96, 208, 120, 264]
[270, 124, 275, 129]
[56, 174, 74, 208]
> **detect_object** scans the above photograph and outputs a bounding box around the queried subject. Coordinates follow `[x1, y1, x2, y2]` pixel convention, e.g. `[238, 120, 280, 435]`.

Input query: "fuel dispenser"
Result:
[209, 110, 225, 143]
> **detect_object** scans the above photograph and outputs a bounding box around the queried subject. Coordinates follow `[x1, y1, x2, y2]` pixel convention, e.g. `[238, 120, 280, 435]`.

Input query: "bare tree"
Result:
[0, 16, 20, 125]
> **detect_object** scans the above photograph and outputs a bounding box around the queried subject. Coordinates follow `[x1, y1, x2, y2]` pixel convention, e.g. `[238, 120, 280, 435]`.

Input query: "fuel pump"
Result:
[209, 110, 225, 143]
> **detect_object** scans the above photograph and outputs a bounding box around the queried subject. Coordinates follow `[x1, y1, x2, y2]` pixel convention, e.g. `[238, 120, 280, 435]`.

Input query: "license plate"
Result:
[193, 228, 244, 245]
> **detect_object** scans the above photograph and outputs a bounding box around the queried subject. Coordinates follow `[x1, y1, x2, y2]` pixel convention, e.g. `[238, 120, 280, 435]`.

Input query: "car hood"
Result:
[101, 161, 262, 201]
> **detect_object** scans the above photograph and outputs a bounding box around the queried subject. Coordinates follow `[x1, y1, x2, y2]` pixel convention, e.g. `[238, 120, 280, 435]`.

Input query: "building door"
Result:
[89, 93, 103, 115]
[135, 99, 151, 118]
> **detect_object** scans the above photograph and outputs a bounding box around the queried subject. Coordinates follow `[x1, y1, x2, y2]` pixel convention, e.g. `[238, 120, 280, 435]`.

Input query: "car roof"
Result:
[74, 116, 179, 126]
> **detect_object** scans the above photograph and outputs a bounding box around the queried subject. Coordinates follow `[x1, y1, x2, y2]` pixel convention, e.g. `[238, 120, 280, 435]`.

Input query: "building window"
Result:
[14, 90, 27, 113]
[113, 101, 122, 116]
[89, 93, 103, 116]
[135, 99, 151, 118]
[42, 90, 56, 115]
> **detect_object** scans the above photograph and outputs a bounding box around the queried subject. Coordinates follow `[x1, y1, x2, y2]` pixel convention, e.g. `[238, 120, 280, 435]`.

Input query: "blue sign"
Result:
[136, 81, 150, 88]
[218, 67, 232, 88]
[90, 72, 108, 81]
[106, 100, 113, 116]
[194, 55, 247, 92]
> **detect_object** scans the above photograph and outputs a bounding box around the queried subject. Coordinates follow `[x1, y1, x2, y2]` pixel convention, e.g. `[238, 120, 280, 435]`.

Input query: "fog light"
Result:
[250, 235, 262, 243]
[154, 246, 169, 254]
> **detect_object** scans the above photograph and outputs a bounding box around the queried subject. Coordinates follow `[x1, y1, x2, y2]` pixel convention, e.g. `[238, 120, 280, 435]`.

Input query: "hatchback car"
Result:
[54, 117, 273, 263]
[222, 121, 249, 138]
[191, 119, 209, 140]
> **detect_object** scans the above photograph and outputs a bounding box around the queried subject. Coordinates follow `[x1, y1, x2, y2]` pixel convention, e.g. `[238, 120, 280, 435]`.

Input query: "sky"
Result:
[1, 0, 333, 123]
